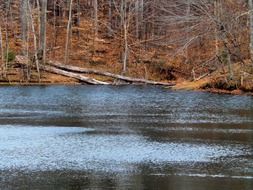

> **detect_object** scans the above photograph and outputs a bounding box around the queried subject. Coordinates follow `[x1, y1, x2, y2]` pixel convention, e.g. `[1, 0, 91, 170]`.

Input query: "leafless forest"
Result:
[0, 0, 253, 92]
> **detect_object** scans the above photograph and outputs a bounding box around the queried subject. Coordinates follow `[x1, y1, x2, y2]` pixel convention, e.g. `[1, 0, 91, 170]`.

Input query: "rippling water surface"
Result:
[0, 86, 253, 190]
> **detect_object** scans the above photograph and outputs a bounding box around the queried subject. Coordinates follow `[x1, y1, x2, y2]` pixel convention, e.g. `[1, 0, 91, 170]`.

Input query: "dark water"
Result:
[0, 86, 253, 190]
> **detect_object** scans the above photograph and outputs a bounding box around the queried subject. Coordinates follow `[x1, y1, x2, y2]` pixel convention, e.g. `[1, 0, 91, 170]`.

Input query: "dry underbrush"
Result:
[202, 62, 253, 92]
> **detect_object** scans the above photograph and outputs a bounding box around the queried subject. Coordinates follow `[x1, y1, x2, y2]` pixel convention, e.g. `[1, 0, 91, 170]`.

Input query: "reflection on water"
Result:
[0, 126, 249, 171]
[0, 86, 253, 190]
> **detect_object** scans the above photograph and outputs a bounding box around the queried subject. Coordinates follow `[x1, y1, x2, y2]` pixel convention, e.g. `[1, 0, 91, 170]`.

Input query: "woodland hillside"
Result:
[0, 0, 253, 93]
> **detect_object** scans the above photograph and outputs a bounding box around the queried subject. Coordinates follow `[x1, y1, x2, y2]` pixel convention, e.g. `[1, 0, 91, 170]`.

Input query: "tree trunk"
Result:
[28, 1, 40, 80]
[217, 1, 233, 79]
[94, 0, 98, 38]
[77, 0, 81, 39]
[20, 0, 28, 56]
[0, 26, 4, 75]
[64, 0, 73, 64]
[53, 0, 57, 47]
[185, 0, 191, 63]
[121, 0, 128, 73]
[47, 60, 176, 86]
[135, 0, 139, 39]
[36, 0, 41, 47]
[92, 0, 98, 55]
[139, 0, 144, 39]
[123, 21, 128, 73]
[5, 1, 10, 73]
[214, 0, 222, 59]
[40, 0, 47, 64]
[41, 65, 109, 85]
[249, 0, 253, 63]
[108, 0, 112, 36]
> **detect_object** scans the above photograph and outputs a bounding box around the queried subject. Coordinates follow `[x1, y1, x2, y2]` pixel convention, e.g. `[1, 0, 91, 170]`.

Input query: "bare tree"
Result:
[28, 1, 40, 79]
[40, 0, 47, 64]
[20, 0, 28, 56]
[249, 0, 253, 63]
[94, 0, 98, 38]
[0, 26, 4, 74]
[64, 0, 73, 64]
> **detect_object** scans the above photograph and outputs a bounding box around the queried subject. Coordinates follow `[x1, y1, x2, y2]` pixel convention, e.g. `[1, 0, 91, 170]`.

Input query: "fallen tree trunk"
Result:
[16, 55, 175, 86]
[47, 60, 175, 86]
[41, 65, 109, 85]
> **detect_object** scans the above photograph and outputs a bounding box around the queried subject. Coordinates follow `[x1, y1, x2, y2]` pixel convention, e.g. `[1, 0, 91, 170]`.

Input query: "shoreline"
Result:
[1, 81, 252, 96]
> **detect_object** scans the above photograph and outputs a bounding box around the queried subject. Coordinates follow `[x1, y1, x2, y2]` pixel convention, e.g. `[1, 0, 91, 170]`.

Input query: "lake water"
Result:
[0, 86, 252, 190]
